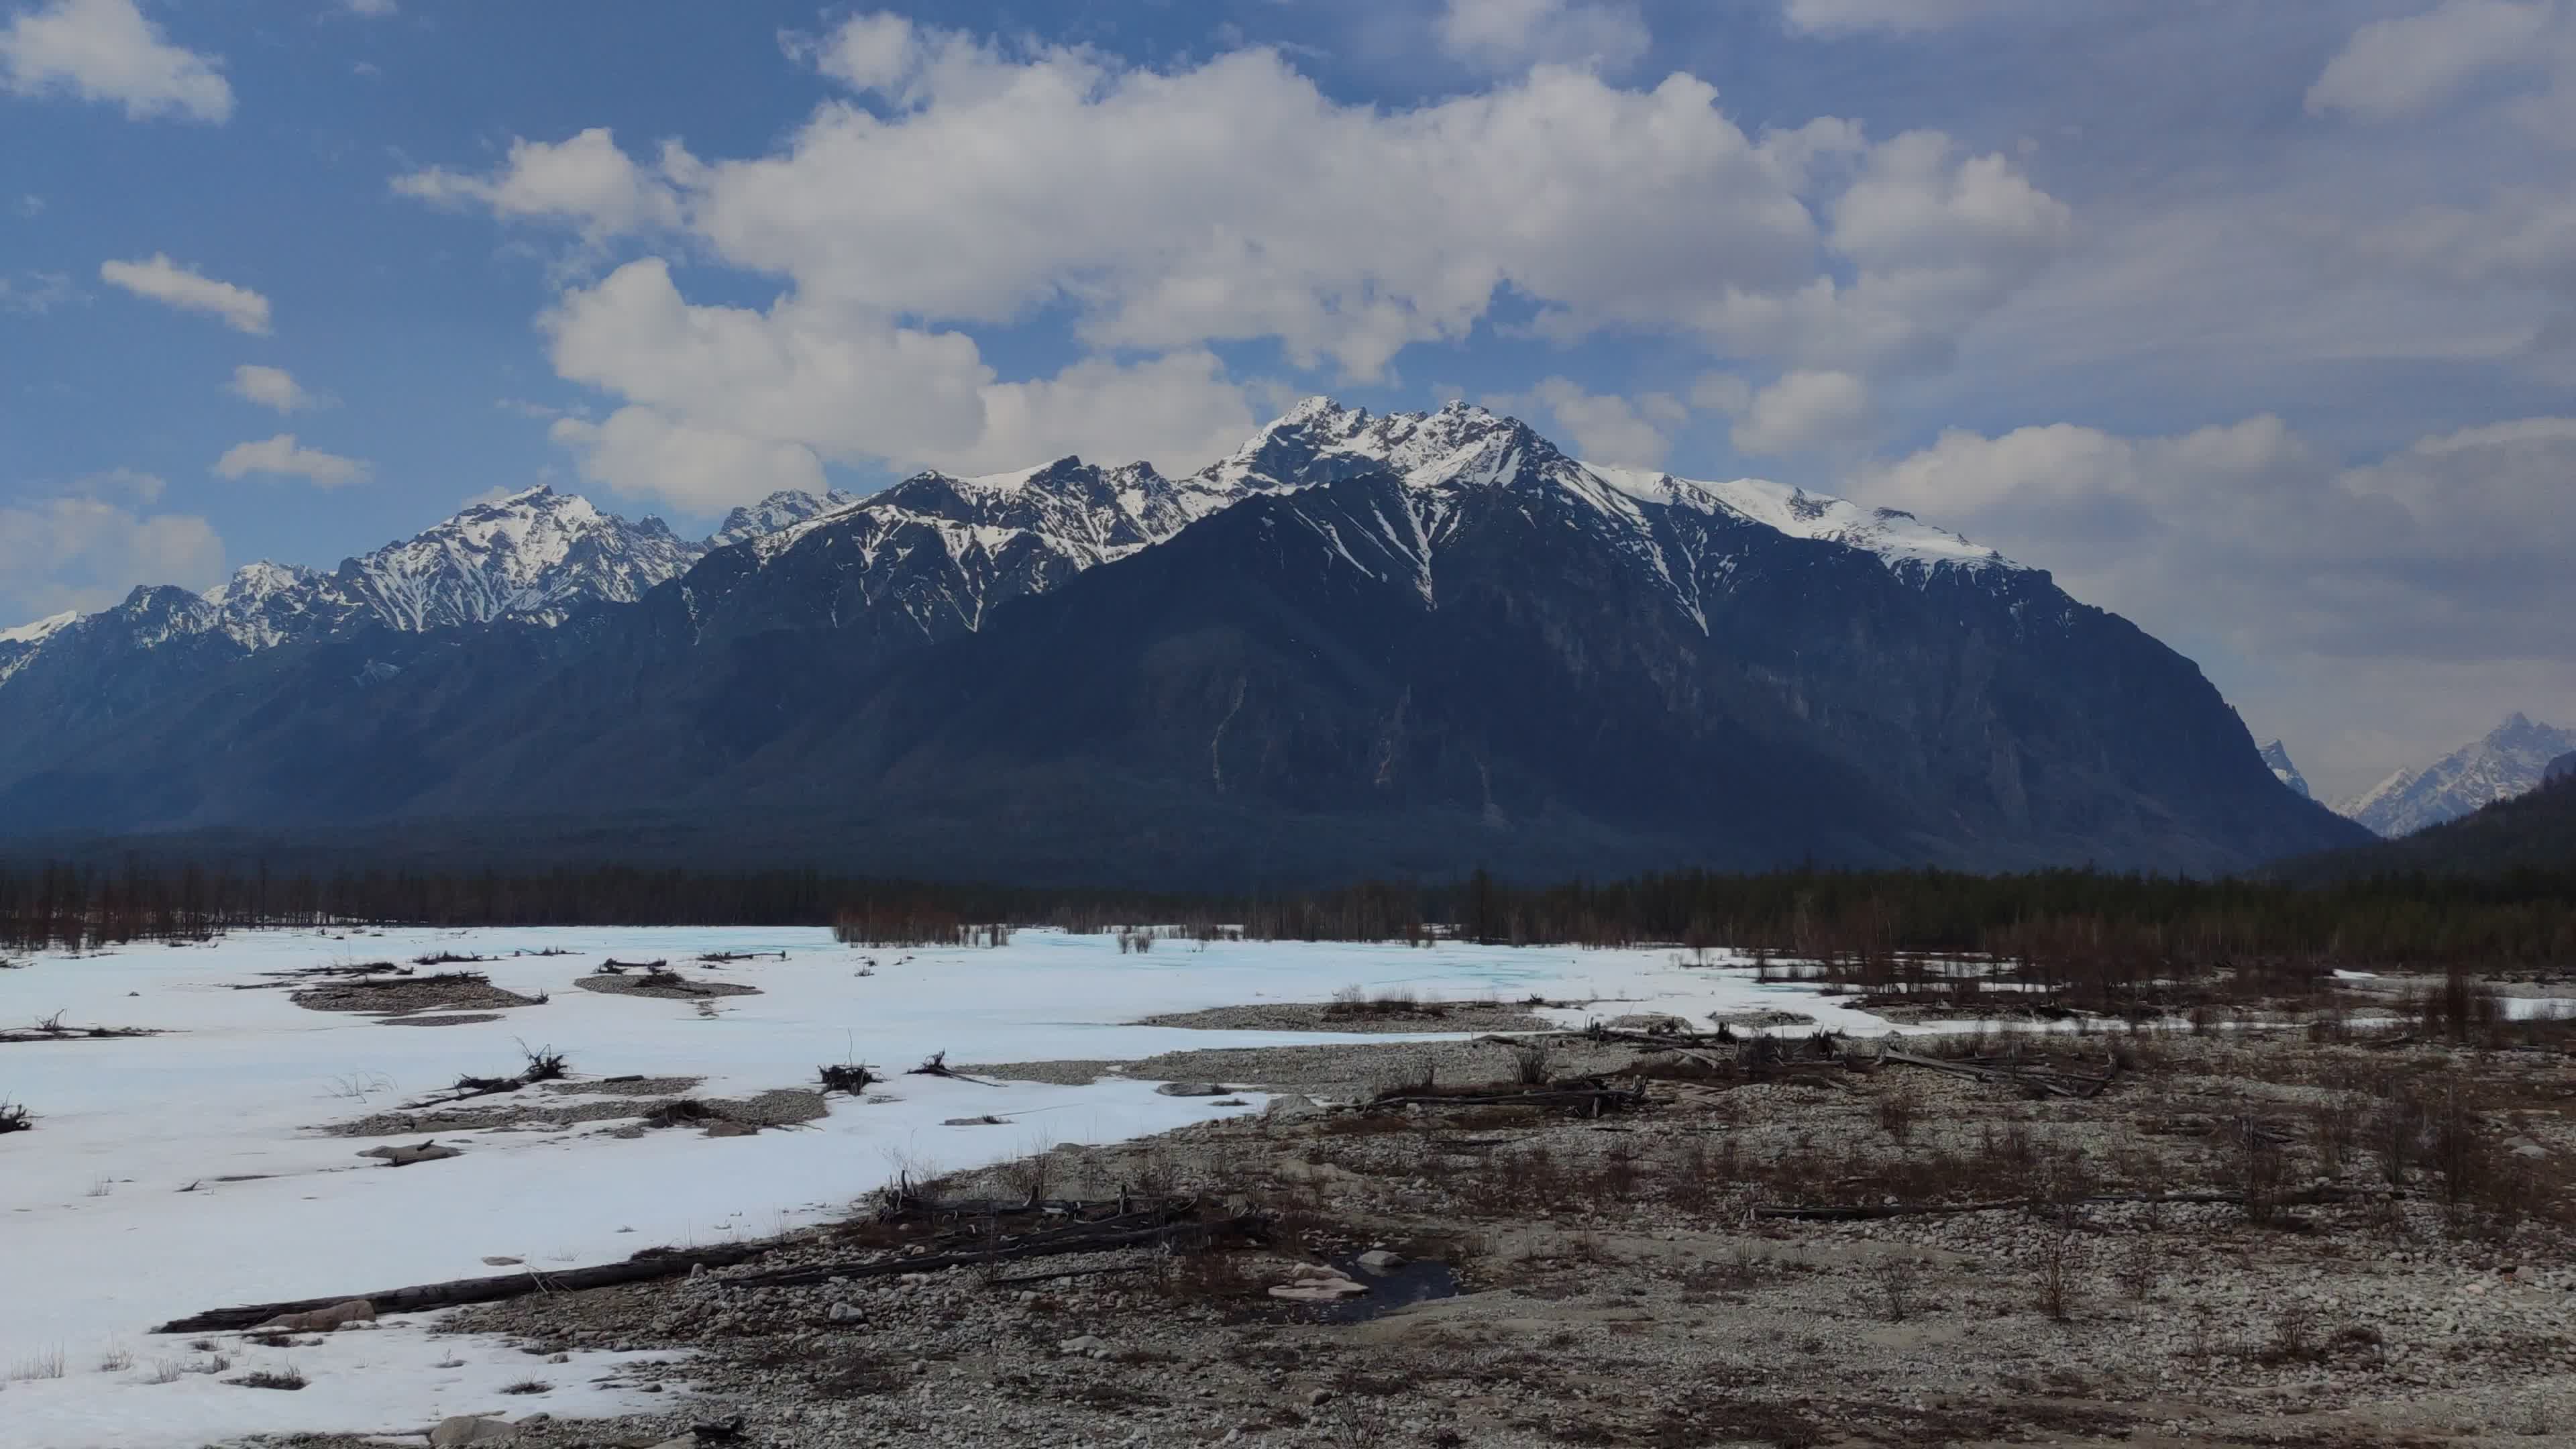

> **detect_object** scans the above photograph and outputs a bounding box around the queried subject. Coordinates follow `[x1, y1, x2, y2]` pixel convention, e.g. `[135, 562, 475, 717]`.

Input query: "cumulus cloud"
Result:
[2306, 0, 2555, 121]
[1858, 413, 2576, 686]
[1781, 0, 2030, 36]
[394, 128, 686, 240]
[1731, 370, 1870, 454]
[212, 433, 369, 488]
[1485, 378, 1687, 469]
[0, 0, 230, 123]
[402, 15, 2070, 387]
[99, 254, 270, 333]
[1436, 0, 1650, 72]
[535, 258, 1260, 508]
[0, 489, 223, 620]
[227, 364, 319, 413]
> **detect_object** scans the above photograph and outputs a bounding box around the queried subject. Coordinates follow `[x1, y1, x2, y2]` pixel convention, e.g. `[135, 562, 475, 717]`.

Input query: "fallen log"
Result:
[722, 1214, 1266, 1290]
[154, 1242, 775, 1334]
[908, 1050, 1000, 1086]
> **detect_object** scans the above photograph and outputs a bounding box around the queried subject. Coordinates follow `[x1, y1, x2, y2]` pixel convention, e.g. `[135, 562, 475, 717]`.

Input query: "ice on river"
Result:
[0, 926, 1882, 1448]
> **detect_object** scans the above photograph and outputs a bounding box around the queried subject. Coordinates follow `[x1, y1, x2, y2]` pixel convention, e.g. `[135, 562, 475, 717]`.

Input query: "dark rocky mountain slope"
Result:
[0, 402, 2367, 884]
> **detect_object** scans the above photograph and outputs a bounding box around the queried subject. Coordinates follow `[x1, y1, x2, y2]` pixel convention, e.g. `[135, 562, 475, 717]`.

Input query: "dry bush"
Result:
[2237, 1112, 2286, 1226]
[1869, 1256, 1919, 1322]
[227, 1365, 307, 1390]
[1507, 1041, 1553, 1086]
[1874, 1082, 1919, 1144]
[97, 1347, 132, 1373]
[2035, 1230, 2082, 1322]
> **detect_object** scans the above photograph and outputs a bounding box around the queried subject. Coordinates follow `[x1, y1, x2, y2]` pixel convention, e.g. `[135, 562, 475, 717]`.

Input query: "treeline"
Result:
[5, 858, 2574, 969]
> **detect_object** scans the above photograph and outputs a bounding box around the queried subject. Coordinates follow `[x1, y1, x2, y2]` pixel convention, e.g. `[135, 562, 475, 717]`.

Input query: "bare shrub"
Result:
[0, 1099, 29, 1134]
[2237, 1112, 2286, 1226]
[145, 1359, 184, 1385]
[1507, 1041, 1553, 1086]
[228, 1366, 307, 1390]
[1869, 1256, 1919, 1322]
[2035, 1230, 2082, 1322]
[1874, 1082, 1917, 1145]
[2116, 1232, 2160, 1301]
[500, 1379, 550, 1395]
[97, 1346, 132, 1372]
[9, 1348, 64, 1381]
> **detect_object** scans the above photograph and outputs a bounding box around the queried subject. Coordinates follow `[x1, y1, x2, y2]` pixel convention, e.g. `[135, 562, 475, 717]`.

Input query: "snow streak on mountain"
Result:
[2334, 713, 2576, 837]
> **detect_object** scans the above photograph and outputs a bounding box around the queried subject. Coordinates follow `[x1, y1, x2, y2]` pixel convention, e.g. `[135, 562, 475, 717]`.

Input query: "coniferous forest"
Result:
[5, 856, 2572, 970]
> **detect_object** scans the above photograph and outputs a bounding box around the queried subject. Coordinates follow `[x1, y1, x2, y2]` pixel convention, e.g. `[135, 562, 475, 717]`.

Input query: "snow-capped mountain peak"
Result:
[2258, 739, 2312, 800]
[1199, 397, 2016, 581]
[2334, 712, 2576, 837]
[710, 488, 861, 549]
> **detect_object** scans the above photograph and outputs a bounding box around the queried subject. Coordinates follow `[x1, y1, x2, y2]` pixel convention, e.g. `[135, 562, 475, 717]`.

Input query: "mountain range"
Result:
[0, 399, 2365, 885]
[2331, 714, 2576, 839]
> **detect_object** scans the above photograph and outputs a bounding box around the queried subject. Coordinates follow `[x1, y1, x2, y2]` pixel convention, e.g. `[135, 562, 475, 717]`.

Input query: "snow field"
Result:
[0, 926, 1876, 1448]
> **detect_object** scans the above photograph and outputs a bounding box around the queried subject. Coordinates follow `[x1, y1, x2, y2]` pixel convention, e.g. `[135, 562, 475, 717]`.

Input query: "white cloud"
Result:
[1858, 411, 2576, 795]
[2306, 0, 2555, 121]
[405, 17, 2069, 387]
[342, 0, 395, 16]
[1489, 377, 1687, 469]
[535, 258, 1260, 510]
[1861, 413, 2576, 667]
[1731, 369, 1870, 453]
[212, 433, 369, 488]
[1436, 0, 1650, 72]
[0, 490, 222, 619]
[0, 270, 80, 313]
[98, 253, 270, 333]
[229, 364, 319, 413]
[71, 465, 162, 503]
[0, 0, 230, 123]
[14, 193, 40, 215]
[394, 128, 686, 240]
[1781, 0, 2029, 36]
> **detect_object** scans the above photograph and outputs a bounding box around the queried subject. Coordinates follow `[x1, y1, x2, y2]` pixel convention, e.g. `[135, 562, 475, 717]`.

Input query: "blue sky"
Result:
[5, 0, 2575, 798]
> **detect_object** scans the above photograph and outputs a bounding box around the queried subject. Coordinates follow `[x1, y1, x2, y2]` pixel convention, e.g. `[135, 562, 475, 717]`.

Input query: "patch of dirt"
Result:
[941, 1059, 1122, 1086]
[328, 1082, 812, 1139]
[575, 972, 762, 1001]
[539, 1075, 705, 1098]
[1138, 1000, 1555, 1034]
[290, 974, 542, 1017]
[373, 1012, 504, 1027]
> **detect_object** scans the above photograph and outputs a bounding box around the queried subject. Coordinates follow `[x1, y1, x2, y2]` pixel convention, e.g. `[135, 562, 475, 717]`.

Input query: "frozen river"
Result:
[0, 925, 1886, 1448]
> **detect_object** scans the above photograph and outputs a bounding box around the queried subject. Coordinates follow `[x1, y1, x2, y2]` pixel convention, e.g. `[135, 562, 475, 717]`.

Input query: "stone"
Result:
[480, 1255, 524, 1267]
[1155, 1081, 1230, 1097]
[360, 1142, 462, 1167]
[1262, 1094, 1323, 1121]
[1356, 1249, 1407, 1274]
[258, 1299, 376, 1332]
[1057, 1334, 1106, 1354]
[704, 1119, 759, 1138]
[828, 1303, 865, 1324]
[428, 1416, 515, 1448]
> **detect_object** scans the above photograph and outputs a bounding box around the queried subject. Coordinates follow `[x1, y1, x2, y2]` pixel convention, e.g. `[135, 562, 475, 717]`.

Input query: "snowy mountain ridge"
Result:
[2332, 713, 2576, 837]
[0, 487, 710, 687]
[2259, 739, 2312, 800]
[1, 398, 2024, 695]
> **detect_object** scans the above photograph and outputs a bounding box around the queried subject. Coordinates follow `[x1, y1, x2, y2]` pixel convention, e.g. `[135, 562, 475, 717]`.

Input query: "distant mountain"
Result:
[2259, 740, 2311, 800]
[2292, 767, 2576, 879]
[2332, 714, 2576, 837]
[0, 400, 2368, 883]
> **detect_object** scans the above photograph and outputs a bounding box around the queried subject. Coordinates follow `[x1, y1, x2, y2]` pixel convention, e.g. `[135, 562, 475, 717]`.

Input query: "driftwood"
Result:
[1879, 1048, 2117, 1099]
[1752, 1185, 2373, 1222]
[723, 1213, 1265, 1290]
[1369, 1079, 1651, 1117]
[155, 1243, 774, 1334]
[908, 1051, 999, 1086]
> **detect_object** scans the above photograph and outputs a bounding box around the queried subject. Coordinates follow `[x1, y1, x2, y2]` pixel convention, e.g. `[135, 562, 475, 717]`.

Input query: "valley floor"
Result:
[4, 930, 2571, 1448]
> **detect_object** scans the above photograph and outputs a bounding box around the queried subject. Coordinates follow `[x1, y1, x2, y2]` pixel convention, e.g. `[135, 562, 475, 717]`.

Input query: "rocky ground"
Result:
[217, 1013, 2576, 1449]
